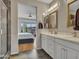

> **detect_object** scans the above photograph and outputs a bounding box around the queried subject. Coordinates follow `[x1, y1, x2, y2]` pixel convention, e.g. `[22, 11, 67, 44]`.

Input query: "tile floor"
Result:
[10, 49, 53, 59]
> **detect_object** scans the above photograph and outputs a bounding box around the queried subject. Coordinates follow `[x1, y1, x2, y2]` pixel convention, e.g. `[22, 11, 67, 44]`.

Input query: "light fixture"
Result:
[43, 2, 59, 16]
[43, 13, 45, 16]
[21, 23, 23, 26]
[48, 3, 58, 12]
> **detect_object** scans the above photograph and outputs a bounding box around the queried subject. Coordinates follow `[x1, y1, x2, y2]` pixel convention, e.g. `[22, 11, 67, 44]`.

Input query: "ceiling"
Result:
[18, 4, 36, 19]
[70, 0, 79, 13]
[37, 0, 53, 4]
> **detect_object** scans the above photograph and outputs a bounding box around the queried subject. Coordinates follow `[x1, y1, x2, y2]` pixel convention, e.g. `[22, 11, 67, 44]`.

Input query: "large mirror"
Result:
[44, 11, 58, 30]
[68, 0, 79, 31]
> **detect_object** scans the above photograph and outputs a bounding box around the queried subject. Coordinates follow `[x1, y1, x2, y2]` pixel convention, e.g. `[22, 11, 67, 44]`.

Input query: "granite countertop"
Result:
[41, 32, 79, 44]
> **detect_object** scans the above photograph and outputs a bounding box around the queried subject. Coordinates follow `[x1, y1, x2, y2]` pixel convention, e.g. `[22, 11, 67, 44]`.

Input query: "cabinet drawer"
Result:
[55, 38, 79, 51]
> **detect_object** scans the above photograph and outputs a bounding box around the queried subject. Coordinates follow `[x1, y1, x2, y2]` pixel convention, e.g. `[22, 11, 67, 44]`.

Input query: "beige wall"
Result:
[50, 0, 68, 32]
[11, 0, 49, 55]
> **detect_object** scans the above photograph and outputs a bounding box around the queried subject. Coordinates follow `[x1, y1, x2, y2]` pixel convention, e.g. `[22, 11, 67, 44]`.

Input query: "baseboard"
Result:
[0, 52, 10, 59]
[11, 52, 19, 55]
[36, 48, 42, 50]
[4, 53, 10, 59]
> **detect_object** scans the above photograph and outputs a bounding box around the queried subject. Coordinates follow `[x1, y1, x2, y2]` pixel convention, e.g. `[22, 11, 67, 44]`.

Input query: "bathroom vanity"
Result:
[41, 32, 79, 59]
[41, 0, 79, 59]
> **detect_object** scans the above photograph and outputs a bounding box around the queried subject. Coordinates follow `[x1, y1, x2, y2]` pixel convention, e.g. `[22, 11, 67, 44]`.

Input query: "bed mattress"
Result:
[18, 33, 34, 39]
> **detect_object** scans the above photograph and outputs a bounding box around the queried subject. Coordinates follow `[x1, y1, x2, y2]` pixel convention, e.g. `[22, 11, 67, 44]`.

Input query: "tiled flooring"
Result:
[10, 49, 52, 59]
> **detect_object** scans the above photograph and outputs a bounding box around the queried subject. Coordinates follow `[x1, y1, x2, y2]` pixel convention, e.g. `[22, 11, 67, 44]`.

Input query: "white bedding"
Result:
[18, 33, 34, 39]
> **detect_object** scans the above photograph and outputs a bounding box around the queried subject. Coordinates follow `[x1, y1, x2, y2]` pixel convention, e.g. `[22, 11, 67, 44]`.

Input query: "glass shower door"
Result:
[0, 0, 1, 57]
[0, 0, 7, 58]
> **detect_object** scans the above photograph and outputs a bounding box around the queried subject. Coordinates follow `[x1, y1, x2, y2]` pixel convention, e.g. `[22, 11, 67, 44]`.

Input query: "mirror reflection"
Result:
[68, 0, 79, 30]
[44, 11, 58, 29]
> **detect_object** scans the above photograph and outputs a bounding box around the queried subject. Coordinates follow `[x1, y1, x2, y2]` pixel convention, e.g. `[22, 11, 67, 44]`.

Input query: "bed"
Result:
[18, 33, 34, 44]
[18, 33, 34, 39]
[18, 33, 34, 52]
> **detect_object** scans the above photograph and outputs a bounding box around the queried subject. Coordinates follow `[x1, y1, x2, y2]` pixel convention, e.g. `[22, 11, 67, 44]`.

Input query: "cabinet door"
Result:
[48, 38, 54, 58]
[55, 43, 66, 59]
[42, 38, 44, 49]
[41, 35, 46, 50]
[48, 39, 52, 55]
[55, 43, 62, 59]
[44, 38, 47, 52]
[55, 42, 79, 59]
[77, 53, 79, 59]
[67, 48, 78, 59]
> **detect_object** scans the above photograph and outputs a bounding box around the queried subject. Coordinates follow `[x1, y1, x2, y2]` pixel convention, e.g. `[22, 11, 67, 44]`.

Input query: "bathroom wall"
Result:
[18, 4, 37, 19]
[50, 0, 68, 32]
[50, 0, 79, 37]
[41, 0, 68, 33]
[11, 0, 49, 55]
[1, 0, 11, 58]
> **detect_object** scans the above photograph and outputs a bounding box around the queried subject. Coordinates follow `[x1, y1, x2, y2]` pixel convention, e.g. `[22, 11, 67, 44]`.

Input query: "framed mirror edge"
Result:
[67, 0, 77, 27]
[68, 0, 77, 5]
[49, 10, 58, 29]
[43, 10, 58, 29]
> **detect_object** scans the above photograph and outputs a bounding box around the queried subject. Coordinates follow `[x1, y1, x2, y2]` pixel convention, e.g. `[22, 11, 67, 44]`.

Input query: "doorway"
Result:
[18, 3, 37, 52]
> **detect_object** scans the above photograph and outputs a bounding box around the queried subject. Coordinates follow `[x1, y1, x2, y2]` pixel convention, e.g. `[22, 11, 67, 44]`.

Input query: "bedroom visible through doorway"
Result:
[18, 3, 37, 52]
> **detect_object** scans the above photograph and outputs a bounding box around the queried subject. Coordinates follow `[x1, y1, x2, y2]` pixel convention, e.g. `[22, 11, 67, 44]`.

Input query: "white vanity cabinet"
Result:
[41, 35, 45, 50]
[67, 48, 79, 59]
[48, 37, 55, 58]
[55, 42, 79, 59]
[55, 38, 79, 59]
[41, 34, 55, 58]
[41, 35, 48, 51]
[41, 33, 79, 59]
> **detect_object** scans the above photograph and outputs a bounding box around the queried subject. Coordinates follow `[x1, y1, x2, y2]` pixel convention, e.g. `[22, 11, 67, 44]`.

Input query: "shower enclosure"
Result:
[0, 0, 11, 59]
